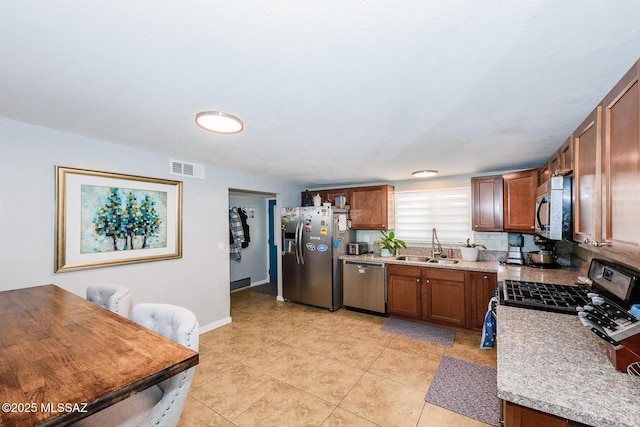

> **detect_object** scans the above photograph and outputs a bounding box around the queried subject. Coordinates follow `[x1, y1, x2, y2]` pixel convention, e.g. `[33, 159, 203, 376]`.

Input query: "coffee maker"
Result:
[506, 233, 524, 265]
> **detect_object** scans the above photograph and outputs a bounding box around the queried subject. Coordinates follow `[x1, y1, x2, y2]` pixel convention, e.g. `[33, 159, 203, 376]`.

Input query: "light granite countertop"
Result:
[498, 305, 640, 426]
[340, 255, 640, 426]
[340, 254, 499, 273]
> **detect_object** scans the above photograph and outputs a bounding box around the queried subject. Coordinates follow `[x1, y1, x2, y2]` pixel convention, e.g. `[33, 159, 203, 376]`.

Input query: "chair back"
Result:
[131, 303, 199, 426]
[86, 284, 131, 318]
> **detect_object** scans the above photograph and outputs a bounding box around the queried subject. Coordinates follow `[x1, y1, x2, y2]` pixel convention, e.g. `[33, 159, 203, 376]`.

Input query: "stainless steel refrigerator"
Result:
[281, 207, 354, 311]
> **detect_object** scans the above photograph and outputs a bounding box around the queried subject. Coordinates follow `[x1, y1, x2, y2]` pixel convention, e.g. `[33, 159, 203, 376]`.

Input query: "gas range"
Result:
[500, 280, 591, 315]
[499, 259, 640, 373]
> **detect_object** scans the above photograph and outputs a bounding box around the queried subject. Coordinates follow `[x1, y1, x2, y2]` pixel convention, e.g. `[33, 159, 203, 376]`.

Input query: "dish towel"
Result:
[480, 296, 498, 349]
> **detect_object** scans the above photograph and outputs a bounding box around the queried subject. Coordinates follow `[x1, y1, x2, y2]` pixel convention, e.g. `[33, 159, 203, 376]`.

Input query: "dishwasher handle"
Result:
[344, 261, 385, 268]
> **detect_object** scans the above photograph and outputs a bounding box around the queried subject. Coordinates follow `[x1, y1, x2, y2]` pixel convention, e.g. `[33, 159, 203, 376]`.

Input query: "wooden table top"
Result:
[0, 285, 199, 427]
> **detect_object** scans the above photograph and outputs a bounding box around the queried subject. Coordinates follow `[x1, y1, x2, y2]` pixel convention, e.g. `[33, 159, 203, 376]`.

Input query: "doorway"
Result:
[228, 189, 277, 295]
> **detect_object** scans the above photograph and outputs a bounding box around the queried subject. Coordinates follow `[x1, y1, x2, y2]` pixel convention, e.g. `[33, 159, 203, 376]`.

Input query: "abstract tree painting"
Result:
[56, 166, 182, 272]
[82, 186, 167, 253]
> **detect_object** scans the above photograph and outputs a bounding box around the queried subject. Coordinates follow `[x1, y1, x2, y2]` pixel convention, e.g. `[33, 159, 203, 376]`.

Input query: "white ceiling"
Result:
[1, 1, 639, 187]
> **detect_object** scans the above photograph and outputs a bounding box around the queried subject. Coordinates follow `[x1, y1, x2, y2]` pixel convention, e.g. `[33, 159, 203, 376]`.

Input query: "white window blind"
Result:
[394, 187, 471, 245]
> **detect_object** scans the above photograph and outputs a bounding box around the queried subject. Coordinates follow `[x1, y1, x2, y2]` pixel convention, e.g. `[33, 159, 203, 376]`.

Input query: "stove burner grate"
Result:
[501, 280, 592, 314]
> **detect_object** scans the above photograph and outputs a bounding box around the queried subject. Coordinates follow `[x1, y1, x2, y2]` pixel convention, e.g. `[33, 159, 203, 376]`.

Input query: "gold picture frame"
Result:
[55, 166, 182, 272]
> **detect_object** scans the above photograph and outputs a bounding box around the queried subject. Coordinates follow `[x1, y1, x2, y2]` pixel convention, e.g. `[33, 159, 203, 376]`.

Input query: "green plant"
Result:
[459, 238, 486, 249]
[375, 230, 407, 252]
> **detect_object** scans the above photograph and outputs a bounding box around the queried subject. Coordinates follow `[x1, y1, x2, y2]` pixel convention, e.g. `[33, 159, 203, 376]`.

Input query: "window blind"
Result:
[394, 187, 471, 245]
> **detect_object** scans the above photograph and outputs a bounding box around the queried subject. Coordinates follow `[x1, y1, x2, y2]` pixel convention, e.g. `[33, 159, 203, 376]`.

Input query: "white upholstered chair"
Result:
[74, 303, 199, 427]
[86, 284, 132, 318]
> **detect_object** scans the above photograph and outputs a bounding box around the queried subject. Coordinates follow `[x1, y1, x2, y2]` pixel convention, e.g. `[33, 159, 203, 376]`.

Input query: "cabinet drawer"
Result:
[422, 267, 465, 282]
[387, 264, 421, 277]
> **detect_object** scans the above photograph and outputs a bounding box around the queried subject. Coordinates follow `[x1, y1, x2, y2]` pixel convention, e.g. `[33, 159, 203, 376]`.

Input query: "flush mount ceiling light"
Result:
[195, 111, 244, 134]
[412, 170, 438, 178]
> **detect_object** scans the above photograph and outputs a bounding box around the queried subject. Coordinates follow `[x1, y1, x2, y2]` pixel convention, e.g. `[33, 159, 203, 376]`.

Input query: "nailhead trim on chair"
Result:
[152, 317, 197, 425]
[113, 290, 131, 313]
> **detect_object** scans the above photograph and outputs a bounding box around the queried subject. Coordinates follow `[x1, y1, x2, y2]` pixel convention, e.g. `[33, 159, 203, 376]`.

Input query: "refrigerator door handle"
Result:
[297, 221, 305, 265]
[294, 222, 301, 265]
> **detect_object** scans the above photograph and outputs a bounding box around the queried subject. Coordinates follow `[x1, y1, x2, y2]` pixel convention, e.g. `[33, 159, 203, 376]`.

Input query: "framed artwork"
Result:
[55, 166, 182, 272]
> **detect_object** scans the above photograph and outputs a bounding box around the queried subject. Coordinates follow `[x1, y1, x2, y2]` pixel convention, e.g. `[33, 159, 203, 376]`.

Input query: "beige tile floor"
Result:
[178, 287, 497, 427]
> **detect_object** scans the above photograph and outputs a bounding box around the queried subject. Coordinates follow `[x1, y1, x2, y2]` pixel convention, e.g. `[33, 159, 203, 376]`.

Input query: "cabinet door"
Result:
[548, 153, 561, 176]
[466, 272, 497, 330]
[559, 136, 574, 172]
[503, 400, 588, 427]
[422, 268, 465, 326]
[573, 107, 602, 244]
[601, 61, 640, 262]
[350, 185, 395, 230]
[502, 169, 539, 233]
[387, 265, 421, 318]
[471, 176, 504, 232]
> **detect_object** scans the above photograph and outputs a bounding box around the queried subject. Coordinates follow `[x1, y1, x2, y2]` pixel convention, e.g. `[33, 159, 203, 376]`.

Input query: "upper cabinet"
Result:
[570, 60, 640, 267]
[306, 184, 395, 230]
[471, 175, 504, 232]
[573, 107, 602, 245]
[350, 185, 395, 230]
[470, 169, 539, 234]
[502, 169, 540, 233]
[548, 136, 574, 176]
[600, 61, 640, 262]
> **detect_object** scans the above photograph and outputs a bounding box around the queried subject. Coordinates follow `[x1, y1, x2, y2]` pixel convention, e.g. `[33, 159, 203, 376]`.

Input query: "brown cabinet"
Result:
[570, 60, 640, 268]
[471, 175, 504, 232]
[387, 265, 495, 331]
[349, 185, 395, 230]
[502, 169, 539, 233]
[305, 185, 395, 230]
[548, 137, 574, 177]
[600, 60, 640, 262]
[422, 268, 466, 326]
[503, 401, 589, 427]
[466, 272, 497, 329]
[573, 107, 603, 245]
[387, 264, 421, 318]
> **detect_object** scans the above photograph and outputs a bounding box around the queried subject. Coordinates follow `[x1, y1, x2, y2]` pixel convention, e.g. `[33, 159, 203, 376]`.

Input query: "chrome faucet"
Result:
[432, 228, 443, 258]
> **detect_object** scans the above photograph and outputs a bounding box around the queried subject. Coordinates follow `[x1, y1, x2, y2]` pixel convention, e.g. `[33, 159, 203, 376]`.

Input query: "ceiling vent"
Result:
[169, 159, 205, 179]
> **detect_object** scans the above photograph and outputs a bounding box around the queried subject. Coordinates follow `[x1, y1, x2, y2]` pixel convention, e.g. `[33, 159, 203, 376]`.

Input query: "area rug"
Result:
[380, 318, 455, 347]
[247, 283, 277, 296]
[425, 356, 499, 426]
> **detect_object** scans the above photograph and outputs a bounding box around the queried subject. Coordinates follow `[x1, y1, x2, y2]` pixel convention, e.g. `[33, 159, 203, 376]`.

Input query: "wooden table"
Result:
[0, 285, 199, 426]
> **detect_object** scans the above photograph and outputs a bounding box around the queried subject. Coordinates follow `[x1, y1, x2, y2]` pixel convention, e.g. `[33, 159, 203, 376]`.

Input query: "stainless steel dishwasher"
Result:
[342, 260, 387, 315]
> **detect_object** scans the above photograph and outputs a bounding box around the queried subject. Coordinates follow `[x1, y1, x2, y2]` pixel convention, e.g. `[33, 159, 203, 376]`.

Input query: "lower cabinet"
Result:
[467, 272, 497, 329]
[386, 264, 496, 330]
[503, 401, 589, 427]
[422, 268, 466, 326]
[387, 265, 422, 318]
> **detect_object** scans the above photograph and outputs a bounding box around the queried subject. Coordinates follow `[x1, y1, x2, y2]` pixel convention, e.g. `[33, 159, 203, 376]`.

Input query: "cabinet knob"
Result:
[475, 224, 478, 228]
[530, 225, 534, 229]
[417, 278, 420, 282]
[425, 279, 429, 283]
[484, 275, 488, 279]
[583, 238, 590, 245]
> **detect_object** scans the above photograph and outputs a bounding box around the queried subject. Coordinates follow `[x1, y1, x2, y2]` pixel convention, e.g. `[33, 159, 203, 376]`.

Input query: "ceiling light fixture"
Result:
[195, 111, 244, 134]
[412, 170, 438, 178]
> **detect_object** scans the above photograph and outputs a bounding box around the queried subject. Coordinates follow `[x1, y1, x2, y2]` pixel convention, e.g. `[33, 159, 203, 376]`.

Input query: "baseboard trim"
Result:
[199, 316, 231, 334]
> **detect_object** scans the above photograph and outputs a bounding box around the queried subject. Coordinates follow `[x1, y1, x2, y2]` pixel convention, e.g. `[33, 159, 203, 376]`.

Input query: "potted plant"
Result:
[375, 230, 407, 257]
[459, 238, 486, 261]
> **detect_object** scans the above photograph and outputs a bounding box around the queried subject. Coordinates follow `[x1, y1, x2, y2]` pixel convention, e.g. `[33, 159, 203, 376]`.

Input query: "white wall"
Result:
[0, 118, 302, 331]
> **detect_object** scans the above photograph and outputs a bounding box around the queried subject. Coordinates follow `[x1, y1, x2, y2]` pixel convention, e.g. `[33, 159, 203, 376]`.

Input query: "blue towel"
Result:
[480, 297, 498, 349]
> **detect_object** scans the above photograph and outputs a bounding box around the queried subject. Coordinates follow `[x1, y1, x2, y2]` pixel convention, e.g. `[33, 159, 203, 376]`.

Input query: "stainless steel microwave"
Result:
[535, 175, 573, 240]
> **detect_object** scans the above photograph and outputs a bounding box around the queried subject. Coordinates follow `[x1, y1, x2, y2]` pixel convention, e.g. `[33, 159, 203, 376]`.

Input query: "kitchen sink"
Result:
[427, 259, 459, 264]
[395, 255, 430, 262]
